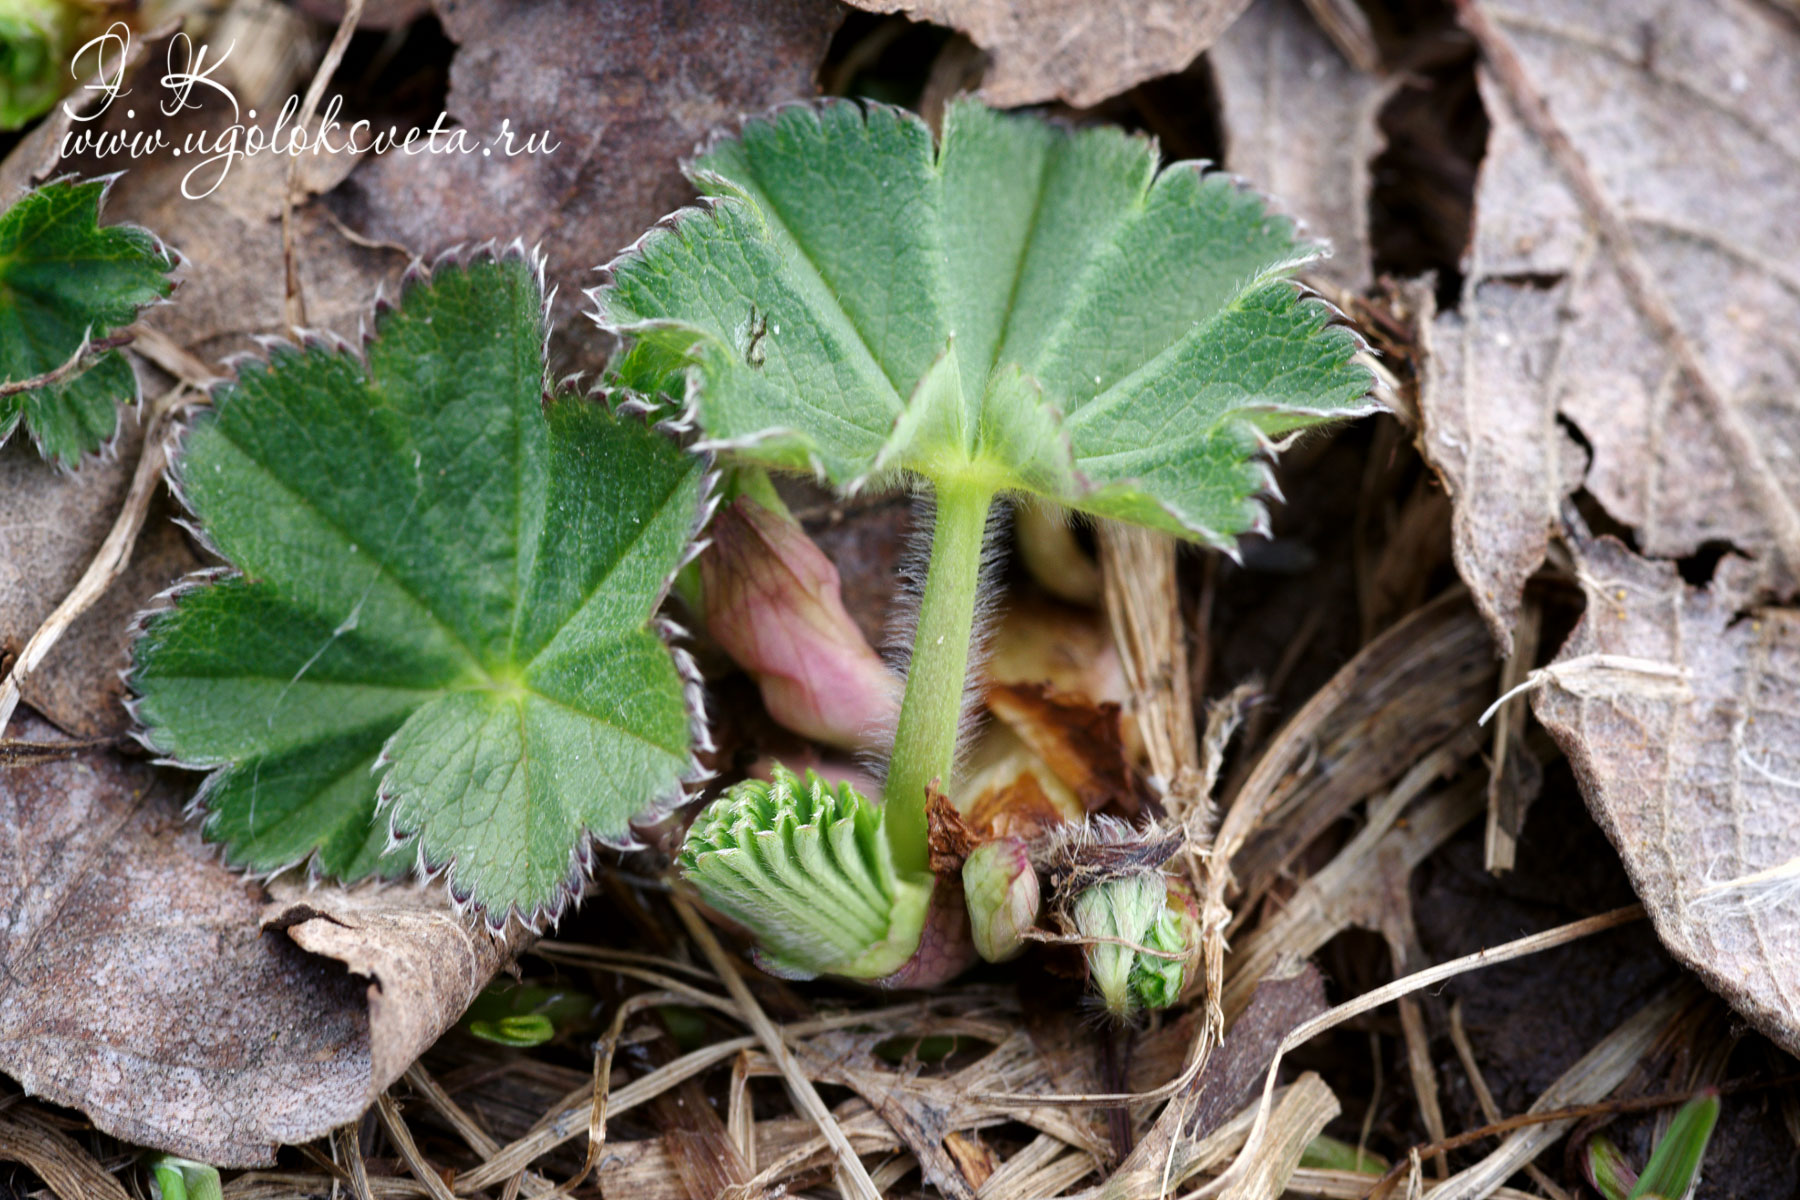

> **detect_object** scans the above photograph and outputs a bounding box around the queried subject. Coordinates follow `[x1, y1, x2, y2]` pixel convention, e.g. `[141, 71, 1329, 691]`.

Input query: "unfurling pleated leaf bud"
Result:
[963, 837, 1041, 962]
[1070, 871, 1200, 1019]
[698, 494, 899, 752]
[678, 764, 935, 981]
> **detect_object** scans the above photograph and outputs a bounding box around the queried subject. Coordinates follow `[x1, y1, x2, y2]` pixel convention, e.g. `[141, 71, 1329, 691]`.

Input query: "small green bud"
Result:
[1070, 870, 1198, 1018]
[963, 837, 1040, 962]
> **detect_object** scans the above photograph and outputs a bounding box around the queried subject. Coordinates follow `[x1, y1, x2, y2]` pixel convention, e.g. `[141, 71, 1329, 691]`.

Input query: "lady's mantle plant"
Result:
[597, 99, 1375, 990]
[130, 252, 706, 925]
[0, 178, 175, 464]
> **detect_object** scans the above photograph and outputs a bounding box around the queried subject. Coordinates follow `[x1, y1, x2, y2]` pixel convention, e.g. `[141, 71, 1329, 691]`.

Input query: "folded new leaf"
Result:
[0, 179, 175, 463]
[130, 253, 705, 925]
[597, 97, 1374, 546]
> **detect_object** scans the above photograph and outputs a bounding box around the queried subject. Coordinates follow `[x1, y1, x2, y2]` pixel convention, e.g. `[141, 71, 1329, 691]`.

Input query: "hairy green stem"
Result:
[884, 479, 995, 877]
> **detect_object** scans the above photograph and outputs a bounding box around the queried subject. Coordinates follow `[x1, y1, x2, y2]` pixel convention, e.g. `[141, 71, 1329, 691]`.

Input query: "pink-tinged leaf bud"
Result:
[699, 495, 898, 752]
[963, 837, 1041, 962]
[1583, 1135, 1636, 1200]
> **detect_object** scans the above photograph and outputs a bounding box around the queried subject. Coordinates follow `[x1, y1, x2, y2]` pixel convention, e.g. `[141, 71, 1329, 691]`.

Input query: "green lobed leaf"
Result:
[130, 252, 706, 924]
[0, 178, 176, 463]
[595, 98, 1374, 545]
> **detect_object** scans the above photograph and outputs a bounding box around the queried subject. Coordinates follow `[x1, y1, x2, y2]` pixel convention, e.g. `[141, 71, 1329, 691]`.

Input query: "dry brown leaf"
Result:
[1209, 0, 1394, 294]
[840, 0, 1256, 108]
[1419, 0, 1800, 652]
[985, 682, 1141, 816]
[0, 711, 512, 1165]
[332, 0, 842, 358]
[1531, 536, 1800, 1056]
[0, 426, 199, 739]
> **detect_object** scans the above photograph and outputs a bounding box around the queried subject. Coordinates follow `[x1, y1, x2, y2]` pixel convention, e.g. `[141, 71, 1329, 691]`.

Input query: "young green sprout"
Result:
[598, 98, 1373, 993]
[1583, 1092, 1720, 1200]
[147, 1155, 223, 1200]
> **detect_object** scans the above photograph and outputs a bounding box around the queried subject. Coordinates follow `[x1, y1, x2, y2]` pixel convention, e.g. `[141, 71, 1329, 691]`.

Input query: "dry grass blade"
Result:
[375, 1092, 458, 1200]
[455, 1002, 967, 1192]
[0, 1106, 130, 1200]
[1221, 771, 1483, 1017]
[402, 1062, 498, 1159]
[1281, 1171, 1540, 1200]
[1099, 523, 1202, 805]
[1483, 601, 1541, 872]
[1225, 593, 1495, 913]
[1214, 1071, 1338, 1200]
[332, 1122, 375, 1200]
[672, 893, 883, 1200]
[1189, 905, 1645, 1199]
[1377, 884, 1447, 1179]
[0, 383, 194, 736]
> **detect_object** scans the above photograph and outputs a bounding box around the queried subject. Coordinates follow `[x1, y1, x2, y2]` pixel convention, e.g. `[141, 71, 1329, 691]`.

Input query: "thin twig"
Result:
[282, 0, 364, 329]
[1448, 1001, 1569, 1200]
[673, 892, 884, 1200]
[0, 383, 195, 737]
[0, 736, 114, 765]
[0, 331, 133, 400]
[1361, 1084, 1753, 1200]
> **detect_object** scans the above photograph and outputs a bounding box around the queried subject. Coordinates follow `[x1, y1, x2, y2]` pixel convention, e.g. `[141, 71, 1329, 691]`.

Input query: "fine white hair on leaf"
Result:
[1690, 853, 1800, 912]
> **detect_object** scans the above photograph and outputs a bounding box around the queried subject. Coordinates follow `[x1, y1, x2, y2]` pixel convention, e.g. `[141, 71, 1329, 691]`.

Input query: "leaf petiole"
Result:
[881, 477, 996, 878]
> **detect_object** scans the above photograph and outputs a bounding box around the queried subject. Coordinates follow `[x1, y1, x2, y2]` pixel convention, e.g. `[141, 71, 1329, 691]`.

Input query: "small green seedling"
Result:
[130, 251, 707, 925]
[1584, 1092, 1720, 1200]
[599, 98, 1373, 993]
[0, 178, 175, 463]
[147, 1154, 223, 1200]
[460, 981, 594, 1047]
[1299, 1134, 1387, 1175]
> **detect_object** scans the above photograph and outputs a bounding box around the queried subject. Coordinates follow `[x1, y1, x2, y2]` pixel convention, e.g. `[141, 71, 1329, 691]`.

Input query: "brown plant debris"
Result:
[1419, 0, 1800, 652]
[1209, 0, 1394, 295]
[0, 710, 511, 1166]
[1533, 535, 1800, 1056]
[334, 0, 842, 359]
[839, 0, 1258, 108]
[0, 423, 199, 740]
